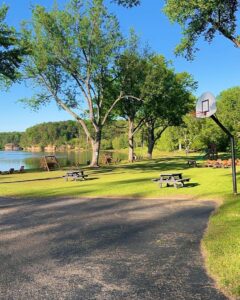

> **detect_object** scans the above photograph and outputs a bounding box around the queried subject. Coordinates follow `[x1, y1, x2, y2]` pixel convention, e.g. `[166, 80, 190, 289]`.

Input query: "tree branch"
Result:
[70, 70, 98, 132]
[132, 117, 145, 136]
[209, 18, 240, 47]
[39, 73, 93, 141]
[101, 92, 124, 126]
[154, 125, 168, 143]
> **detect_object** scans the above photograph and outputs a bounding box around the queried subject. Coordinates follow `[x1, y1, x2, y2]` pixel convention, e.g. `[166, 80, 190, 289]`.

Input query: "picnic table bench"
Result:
[63, 170, 88, 181]
[152, 173, 190, 188]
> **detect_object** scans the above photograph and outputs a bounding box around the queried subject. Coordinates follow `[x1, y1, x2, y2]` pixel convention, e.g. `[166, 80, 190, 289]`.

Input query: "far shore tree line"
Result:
[1, 0, 240, 165]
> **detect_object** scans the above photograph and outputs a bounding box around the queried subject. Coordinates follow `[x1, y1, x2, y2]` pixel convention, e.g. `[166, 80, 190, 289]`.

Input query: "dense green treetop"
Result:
[0, 5, 27, 83]
[21, 0, 125, 118]
[164, 0, 240, 59]
[0, 120, 128, 150]
[217, 86, 240, 135]
[141, 55, 196, 126]
[0, 132, 22, 149]
[113, 0, 140, 7]
[20, 121, 81, 148]
[116, 31, 148, 123]
[140, 55, 196, 157]
[20, 0, 135, 166]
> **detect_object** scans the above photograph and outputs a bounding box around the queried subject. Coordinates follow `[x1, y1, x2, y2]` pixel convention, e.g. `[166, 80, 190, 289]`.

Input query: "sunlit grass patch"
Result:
[202, 195, 240, 298]
[0, 156, 237, 200]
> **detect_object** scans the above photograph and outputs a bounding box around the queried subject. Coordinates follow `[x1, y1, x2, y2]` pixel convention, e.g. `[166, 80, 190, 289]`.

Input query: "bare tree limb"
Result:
[39, 73, 93, 141]
[101, 92, 124, 126]
[154, 125, 168, 143]
[132, 117, 145, 136]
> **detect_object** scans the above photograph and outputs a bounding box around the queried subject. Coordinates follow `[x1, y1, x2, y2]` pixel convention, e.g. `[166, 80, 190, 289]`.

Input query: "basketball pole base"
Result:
[211, 114, 238, 195]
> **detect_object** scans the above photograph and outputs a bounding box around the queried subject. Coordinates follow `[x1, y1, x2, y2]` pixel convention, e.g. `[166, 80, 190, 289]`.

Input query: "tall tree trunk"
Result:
[90, 129, 101, 167]
[146, 120, 167, 159]
[147, 126, 155, 159]
[128, 118, 134, 162]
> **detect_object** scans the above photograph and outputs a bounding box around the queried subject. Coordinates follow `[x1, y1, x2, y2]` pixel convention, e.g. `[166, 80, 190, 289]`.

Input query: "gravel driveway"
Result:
[0, 197, 228, 300]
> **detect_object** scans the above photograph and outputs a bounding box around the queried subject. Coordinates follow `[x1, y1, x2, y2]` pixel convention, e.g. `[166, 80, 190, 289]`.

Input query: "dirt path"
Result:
[0, 197, 228, 300]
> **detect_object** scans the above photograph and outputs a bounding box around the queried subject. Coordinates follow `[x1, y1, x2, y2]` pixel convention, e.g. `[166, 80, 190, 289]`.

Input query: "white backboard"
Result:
[196, 92, 217, 118]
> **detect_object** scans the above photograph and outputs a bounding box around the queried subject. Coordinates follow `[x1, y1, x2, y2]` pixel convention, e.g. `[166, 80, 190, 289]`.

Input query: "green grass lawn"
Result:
[202, 195, 240, 298]
[0, 156, 237, 199]
[0, 154, 240, 297]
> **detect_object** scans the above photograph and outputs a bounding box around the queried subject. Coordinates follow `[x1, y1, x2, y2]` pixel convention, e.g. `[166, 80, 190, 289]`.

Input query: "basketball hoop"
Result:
[195, 91, 237, 194]
[196, 92, 216, 118]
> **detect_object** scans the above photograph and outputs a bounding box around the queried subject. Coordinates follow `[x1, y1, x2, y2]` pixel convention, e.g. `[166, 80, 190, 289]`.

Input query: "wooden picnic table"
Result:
[152, 173, 190, 188]
[160, 173, 183, 179]
[63, 170, 88, 181]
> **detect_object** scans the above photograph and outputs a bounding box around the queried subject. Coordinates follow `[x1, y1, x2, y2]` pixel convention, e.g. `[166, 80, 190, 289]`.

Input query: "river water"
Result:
[0, 151, 128, 171]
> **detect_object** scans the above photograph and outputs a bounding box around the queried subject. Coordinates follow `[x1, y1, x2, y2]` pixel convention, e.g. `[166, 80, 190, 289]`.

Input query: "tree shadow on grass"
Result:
[116, 158, 190, 173]
[0, 176, 62, 184]
[184, 182, 200, 188]
[105, 156, 190, 171]
[0, 176, 99, 184]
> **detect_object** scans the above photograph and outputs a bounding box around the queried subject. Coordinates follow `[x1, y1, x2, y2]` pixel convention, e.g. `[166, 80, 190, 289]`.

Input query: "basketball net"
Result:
[196, 111, 207, 118]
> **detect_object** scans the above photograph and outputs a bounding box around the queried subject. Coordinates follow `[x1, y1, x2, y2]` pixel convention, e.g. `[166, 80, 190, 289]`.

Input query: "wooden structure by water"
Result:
[40, 155, 60, 171]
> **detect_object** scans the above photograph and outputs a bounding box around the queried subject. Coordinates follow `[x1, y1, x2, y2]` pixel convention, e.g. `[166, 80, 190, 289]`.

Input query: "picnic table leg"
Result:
[178, 182, 184, 188]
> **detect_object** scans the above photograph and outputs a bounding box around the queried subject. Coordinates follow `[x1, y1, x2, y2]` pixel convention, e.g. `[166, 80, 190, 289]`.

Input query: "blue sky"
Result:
[1, 0, 240, 132]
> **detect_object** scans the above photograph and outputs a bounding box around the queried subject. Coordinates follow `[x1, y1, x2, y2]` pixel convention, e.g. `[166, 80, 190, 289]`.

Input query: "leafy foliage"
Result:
[141, 55, 196, 156]
[164, 0, 240, 59]
[114, 0, 240, 59]
[0, 4, 28, 84]
[0, 120, 128, 150]
[217, 86, 240, 134]
[20, 0, 130, 166]
[112, 0, 140, 7]
[20, 121, 81, 148]
[142, 56, 196, 125]
[115, 32, 149, 161]
[0, 132, 22, 149]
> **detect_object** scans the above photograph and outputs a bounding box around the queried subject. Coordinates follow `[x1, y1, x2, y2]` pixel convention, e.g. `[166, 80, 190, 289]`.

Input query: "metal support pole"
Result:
[211, 115, 237, 195]
[230, 136, 238, 194]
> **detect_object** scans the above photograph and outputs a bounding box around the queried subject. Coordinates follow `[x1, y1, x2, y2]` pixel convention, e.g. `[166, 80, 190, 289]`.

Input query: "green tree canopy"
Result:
[20, 0, 131, 166]
[113, 0, 140, 7]
[0, 4, 27, 83]
[114, 0, 240, 59]
[164, 0, 240, 59]
[217, 86, 240, 135]
[116, 33, 148, 161]
[0, 132, 22, 149]
[141, 55, 196, 157]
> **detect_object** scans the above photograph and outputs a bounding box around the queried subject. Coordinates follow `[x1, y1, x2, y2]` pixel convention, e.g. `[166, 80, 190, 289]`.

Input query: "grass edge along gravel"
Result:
[202, 194, 240, 299]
